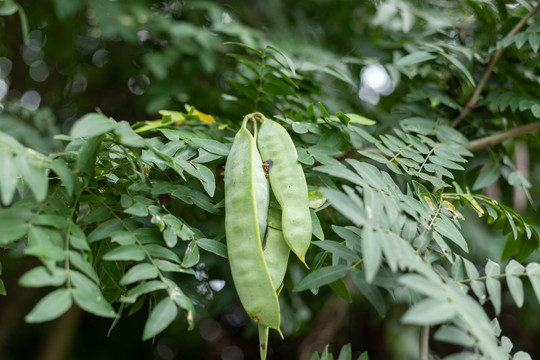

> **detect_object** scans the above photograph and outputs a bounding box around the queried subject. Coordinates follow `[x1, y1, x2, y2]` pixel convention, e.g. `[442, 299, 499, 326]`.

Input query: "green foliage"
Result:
[2, 0, 540, 359]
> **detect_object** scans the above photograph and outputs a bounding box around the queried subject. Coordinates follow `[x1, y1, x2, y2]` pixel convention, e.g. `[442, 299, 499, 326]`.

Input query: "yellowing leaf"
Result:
[159, 110, 184, 125]
[195, 110, 215, 123]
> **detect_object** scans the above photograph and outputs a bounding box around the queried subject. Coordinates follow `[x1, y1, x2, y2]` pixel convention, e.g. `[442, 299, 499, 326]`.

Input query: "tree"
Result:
[1, 1, 540, 359]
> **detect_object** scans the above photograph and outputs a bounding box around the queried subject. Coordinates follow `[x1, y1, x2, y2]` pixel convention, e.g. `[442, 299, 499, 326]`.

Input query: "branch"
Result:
[419, 325, 429, 360]
[336, 120, 540, 159]
[451, 2, 540, 128]
[467, 120, 540, 152]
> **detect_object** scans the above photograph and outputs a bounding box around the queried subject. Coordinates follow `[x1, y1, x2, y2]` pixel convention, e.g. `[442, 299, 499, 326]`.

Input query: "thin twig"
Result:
[451, 2, 540, 128]
[333, 120, 540, 163]
[467, 120, 540, 151]
[419, 325, 429, 360]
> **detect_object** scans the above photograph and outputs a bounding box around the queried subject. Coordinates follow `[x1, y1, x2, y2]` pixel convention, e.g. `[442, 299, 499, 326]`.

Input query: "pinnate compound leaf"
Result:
[293, 265, 349, 292]
[142, 297, 178, 340]
[25, 288, 72, 323]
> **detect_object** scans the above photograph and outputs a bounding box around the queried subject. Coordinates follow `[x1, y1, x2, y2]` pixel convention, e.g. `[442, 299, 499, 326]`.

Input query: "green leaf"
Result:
[328, 279, 352, 303]
[332, 226, 361, 252]
[111, 231, 136, 246]
[293, 265, 349, 292]
[0, 208, 30, 245]
[337, 344, 352, 360]
[315, 165, 364, 186]
[485, 260, 501, 315]
[70, 113, 117, 138]
[398, 274, 445, 300]
[120, 263, 159, 285]
[103, 245, 146, 262]
[71, 271, 116, 318]
[163, 227, 177, 248]
[318, 102, 331, 118]
[196, 238, 227, 258]
[75, 135, 102, 176]
[513, 352, 532, 360]
[25, 288, 72, 323]
[434, 326, 474, 347]
[396, 51, 437, 67]
[526, 263, 540, 306]
[182, 240, 200, 268]
[115, 121, 145, 147]
[312, 240, 359, 262]
[69, 251, 98, 282]
[88, 219, 123, 243]
[506, 260, 525, 307]
[362, 228, 381, 283]
[144, 244, 182, 264]
[123, 280, 167, 303]
[310, 209, 325, 240]
[19, 266, 66, 287]
[429, 155, 464, 171]
[321, 187, 366, 226]
[17, 155, 48, 202]
[351, 268, 386, 317]
[171, 185, 220, 214]
[24, 243, 65, 261]
[472, 163, 500, 190]
[418, 172, 449, 188]
[401, 298, 456, 325]
[142, 297, 178, 340]
[433, 216, 468, 252]
[190, 138, 229, 156]
[0, 151, 17, 205]
[441, 53, 476, 87]
[0, 0, 18, 15]
[463, 258, 486, 303]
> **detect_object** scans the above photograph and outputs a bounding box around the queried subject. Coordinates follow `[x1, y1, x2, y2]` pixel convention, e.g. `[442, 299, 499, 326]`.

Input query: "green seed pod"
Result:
[224, 117, 280, 332]
[257, 117, 311, 266]
[264, 207, 290, 289]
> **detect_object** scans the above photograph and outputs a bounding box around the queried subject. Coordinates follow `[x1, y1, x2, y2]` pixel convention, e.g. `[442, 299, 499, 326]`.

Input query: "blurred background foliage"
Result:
[2, 0, 540, 359]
